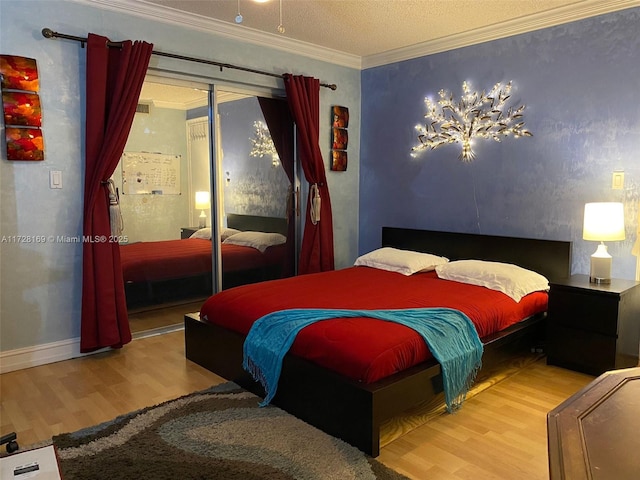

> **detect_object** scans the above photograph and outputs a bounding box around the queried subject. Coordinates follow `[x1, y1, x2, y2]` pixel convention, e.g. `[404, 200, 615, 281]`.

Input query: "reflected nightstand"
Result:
[180, 226, 200, 239]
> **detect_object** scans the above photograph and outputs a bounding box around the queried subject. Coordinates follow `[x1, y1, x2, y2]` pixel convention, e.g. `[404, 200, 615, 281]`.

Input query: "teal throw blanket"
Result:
[243, 308, 483, 412]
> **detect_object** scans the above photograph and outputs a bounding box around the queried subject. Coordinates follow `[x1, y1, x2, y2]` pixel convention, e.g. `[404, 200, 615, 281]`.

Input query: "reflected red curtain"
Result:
[81, 34, 153, 353]
[283, 74, 334, 274]
[257, 97, 295, 277]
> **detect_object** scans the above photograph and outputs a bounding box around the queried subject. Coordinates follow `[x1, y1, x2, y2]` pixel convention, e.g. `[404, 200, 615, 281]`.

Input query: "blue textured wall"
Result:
[360, 8, 640, 280]
[218, 98, 290, 218]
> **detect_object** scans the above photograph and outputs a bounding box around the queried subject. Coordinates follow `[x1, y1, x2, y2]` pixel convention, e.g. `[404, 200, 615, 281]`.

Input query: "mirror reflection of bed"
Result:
[121, 213, 290, 311]
[117, 79, 294, 336]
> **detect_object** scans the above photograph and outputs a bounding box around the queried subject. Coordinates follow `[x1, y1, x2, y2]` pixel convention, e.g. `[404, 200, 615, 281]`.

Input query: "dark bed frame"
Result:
[125, 214, 288, 308]
[184, 227, 572, 456]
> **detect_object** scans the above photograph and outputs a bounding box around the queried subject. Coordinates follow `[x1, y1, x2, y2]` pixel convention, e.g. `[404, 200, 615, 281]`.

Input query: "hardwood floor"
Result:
[128, 299, 204, 334]
[379, 359, 593, 479]
[0, 330, 594, 479]
[0, 330, 225, 449]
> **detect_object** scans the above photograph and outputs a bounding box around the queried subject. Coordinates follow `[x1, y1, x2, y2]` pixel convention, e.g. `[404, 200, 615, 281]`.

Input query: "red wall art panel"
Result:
[3, 91, 42, 126]
[330, 105, 348, 171]
[331, 150, 347, 172]
[5, 127, 44, 161]
[1, 54, 44, 161]
[0, 55, 39, 91]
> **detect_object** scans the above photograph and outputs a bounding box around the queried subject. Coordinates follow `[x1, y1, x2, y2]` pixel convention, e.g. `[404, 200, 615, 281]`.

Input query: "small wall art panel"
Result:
[5, 126, 44, 161]
[330, 105, 348, 171]
[2, 91, 42, 126]
[0, 54, 44, 161]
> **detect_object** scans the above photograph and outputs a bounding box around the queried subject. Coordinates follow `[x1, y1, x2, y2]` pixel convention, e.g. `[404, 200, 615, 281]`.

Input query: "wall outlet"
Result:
[612, 171, 624, 190]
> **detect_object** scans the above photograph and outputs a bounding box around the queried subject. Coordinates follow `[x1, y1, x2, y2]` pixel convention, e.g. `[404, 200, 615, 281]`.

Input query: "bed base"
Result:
[185, 311, 545, 457]
[185, 227, 571, 456]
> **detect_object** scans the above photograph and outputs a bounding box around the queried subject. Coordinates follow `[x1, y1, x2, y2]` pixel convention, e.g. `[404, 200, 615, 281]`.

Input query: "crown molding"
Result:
[362, 0, 640, 69]
[70, 0, 639, 71]
[71, 0, 362, 69]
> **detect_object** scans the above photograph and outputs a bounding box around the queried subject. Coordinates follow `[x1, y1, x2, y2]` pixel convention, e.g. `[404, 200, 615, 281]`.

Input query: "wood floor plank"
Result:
[377, 359, 594, 479]
[1, 330, 594, 479]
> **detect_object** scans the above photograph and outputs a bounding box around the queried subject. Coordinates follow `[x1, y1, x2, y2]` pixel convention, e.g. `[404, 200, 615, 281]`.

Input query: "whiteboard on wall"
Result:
[121, 152, 181, 195]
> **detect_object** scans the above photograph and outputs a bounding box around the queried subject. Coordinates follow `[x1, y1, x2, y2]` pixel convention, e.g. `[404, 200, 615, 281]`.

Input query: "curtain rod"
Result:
[41, 28, 337, 91]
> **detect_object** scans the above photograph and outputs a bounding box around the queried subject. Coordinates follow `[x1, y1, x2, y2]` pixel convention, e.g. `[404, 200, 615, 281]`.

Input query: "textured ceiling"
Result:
[123, 0, 636, 106]
[139, 0, 609, 57]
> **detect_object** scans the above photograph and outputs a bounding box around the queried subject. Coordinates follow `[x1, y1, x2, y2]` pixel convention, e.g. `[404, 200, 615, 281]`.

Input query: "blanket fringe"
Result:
[449, 361, 482, 413]
[243, 356, 271, 407]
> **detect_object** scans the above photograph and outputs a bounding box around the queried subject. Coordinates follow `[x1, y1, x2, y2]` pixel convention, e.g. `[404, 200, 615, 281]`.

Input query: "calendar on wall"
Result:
[121, 152, 181, 195]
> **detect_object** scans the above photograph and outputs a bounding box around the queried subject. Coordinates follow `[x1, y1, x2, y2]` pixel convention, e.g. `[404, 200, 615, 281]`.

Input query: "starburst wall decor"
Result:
[411, 80, 532, 162]
[250, 120, 279, 167]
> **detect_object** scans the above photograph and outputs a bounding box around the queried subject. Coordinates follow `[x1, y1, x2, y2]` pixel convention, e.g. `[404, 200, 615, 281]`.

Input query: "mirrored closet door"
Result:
[114, 77, 296, 335]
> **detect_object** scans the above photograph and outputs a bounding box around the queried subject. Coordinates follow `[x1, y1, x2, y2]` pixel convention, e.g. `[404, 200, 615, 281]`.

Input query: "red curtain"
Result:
[80, 34, 153, 353]
[257, 97, 295, 277]
[283, 74, 335, 274]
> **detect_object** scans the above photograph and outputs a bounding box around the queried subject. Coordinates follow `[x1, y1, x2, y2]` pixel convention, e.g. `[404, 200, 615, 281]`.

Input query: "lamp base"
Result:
[198, 210, 207, 229]
[589, 276, 611, 285]
[589, 243, 612, 284]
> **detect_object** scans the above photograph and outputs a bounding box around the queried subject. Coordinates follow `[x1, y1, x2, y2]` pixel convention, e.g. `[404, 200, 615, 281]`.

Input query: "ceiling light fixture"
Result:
[235, 0, 243, 23]
[277, 0, 285, 34]
[235, 0, 284, 34]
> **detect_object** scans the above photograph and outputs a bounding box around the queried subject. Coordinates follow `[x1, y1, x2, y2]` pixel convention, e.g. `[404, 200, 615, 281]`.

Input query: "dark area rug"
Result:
[52, 382, 409, 480]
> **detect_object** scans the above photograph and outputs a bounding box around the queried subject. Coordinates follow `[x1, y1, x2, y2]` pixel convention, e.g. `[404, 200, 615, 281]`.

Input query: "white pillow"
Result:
[354, 247, 449, 276]
[435, 260, 549, 302]
[189, 228, 211, 240]
[223, 231, 286, 253]
[220, 228, 240, 241]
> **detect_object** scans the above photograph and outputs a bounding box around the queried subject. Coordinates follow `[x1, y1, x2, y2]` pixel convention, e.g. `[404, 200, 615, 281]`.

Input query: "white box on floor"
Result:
[0, 445, 61, 479]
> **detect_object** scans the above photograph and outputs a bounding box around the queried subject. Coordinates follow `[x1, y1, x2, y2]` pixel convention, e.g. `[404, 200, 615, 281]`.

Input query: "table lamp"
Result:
[195, 191, 211, 228]
[583, 202, 625, 284]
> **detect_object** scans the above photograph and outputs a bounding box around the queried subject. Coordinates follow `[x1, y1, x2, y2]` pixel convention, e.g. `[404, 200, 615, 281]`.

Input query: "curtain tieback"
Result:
[310, 183, 321, 225]
[105, 179, 124, 237]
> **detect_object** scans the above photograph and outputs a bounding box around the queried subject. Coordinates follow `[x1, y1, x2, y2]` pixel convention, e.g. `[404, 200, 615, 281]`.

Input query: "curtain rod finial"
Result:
[42, 28, 55, 39]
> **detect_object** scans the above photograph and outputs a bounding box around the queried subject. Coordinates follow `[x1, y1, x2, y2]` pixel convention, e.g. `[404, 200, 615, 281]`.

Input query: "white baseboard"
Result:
[0, 337, 106, 374]
[0, 325, 185, 374]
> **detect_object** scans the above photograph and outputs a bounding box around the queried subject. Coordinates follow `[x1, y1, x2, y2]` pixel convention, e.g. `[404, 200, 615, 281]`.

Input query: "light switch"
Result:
[50, 170, 62, 189]
[612, 171, 624, 190]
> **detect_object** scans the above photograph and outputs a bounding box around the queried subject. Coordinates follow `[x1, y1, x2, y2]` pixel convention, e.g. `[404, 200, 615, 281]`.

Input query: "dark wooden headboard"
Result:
[227, 214, 288, 236]
[382, 227, 572, 282]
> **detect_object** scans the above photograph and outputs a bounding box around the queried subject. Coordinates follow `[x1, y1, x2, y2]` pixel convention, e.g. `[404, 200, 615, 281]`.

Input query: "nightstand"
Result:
[180, 226, 200, 239]
[546, 274, 640, 375]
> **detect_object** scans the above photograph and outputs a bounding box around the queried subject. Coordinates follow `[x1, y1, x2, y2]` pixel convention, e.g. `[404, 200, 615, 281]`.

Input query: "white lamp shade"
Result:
[195, 191, 210, 210]
[583, 202, 625, 241]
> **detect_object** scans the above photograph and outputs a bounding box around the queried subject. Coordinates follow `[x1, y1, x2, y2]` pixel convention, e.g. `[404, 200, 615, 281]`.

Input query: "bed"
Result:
[122, 214, 288, 308]
[184, 227, 572, 456]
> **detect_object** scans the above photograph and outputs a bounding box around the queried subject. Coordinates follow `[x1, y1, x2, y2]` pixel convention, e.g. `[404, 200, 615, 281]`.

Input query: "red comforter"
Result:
[121, 238, 284, 283]
[200, 266, 548, 384]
